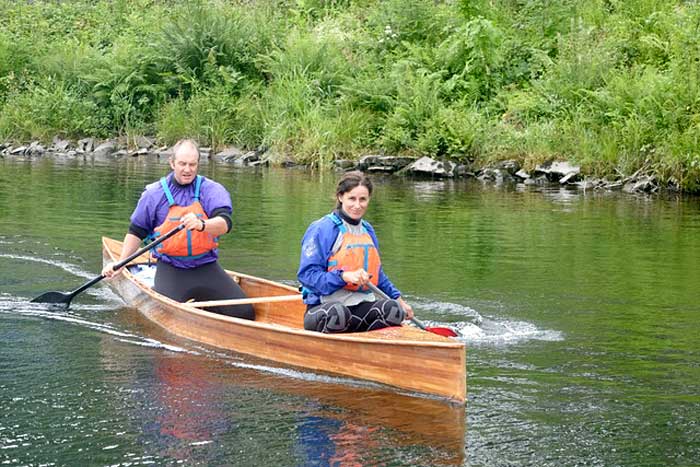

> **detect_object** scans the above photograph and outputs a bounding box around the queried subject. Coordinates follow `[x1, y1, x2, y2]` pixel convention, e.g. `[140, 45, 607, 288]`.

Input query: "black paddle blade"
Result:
[30, 291, 73, 305]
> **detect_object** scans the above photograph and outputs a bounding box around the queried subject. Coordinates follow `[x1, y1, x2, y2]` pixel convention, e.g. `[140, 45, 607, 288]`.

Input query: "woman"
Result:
[297, 171, 414, 333]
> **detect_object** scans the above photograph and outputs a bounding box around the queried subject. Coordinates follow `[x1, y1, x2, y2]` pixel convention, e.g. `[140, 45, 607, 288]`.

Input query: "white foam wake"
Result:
[450, 318, 564, 345]
[406, 295, 562, 346]
[0, 253, 95, 280]
[0, 297, 191, 354]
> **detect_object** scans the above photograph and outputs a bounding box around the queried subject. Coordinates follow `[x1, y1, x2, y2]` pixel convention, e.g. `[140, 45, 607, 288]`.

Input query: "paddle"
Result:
[365, 282, 459, 338]
[31, 224, 186, 307]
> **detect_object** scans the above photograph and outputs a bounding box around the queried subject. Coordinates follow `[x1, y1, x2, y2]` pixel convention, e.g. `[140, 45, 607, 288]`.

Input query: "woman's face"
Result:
[338, 185, 371, 221]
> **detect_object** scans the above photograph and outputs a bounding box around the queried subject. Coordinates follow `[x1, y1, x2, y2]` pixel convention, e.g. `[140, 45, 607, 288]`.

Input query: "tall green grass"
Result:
[0, 0, 699, 190]
[0, 78, 108, 140]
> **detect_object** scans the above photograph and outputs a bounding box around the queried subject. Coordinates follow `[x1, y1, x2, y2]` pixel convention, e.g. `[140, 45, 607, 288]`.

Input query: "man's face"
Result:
[169, 144, 199, 185]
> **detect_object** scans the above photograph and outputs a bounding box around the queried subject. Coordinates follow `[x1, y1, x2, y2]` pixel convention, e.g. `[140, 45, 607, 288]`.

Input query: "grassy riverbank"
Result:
[1, 0, 699, 190]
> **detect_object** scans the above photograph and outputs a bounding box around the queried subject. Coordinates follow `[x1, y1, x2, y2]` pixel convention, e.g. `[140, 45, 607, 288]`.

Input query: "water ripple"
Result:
[0, 253, 95, 280]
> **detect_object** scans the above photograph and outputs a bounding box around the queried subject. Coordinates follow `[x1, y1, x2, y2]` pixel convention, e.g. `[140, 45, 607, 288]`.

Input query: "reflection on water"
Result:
[2, 158, 700, 466]
[98, 309, 466, 466]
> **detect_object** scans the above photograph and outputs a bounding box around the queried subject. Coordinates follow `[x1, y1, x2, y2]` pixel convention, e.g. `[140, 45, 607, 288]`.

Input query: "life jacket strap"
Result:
[327, 212, 370, 234]
[160, 177, 175, 206]
[193, 175, 202, 202]
[160, 175, 203, 206]
[326, 212, 346, 233]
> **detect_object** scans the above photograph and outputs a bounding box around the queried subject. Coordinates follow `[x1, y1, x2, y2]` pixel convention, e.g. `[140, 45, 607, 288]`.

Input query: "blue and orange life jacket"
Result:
[152, 175, 219, 260]
[326, 213, 381, 292]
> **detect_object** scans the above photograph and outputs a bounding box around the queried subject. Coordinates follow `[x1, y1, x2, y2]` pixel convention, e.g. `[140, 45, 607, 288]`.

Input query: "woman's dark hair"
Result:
[335, 170, 373, 208]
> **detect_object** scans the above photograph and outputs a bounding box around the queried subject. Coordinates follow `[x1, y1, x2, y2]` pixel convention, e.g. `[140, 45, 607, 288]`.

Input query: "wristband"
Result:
[199, 219, 206, 231]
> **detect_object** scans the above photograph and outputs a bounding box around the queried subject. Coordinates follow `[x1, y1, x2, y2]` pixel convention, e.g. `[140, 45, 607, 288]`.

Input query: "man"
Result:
[103, 139, 254, 320]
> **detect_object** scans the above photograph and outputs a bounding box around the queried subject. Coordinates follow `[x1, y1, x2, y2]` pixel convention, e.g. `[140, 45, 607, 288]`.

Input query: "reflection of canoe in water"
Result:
[102, 236, 466, 403]
[98, 317, 466, 464]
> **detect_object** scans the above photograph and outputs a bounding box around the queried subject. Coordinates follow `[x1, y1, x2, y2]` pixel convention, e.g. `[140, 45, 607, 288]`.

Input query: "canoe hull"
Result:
[102, 237, 466, 403]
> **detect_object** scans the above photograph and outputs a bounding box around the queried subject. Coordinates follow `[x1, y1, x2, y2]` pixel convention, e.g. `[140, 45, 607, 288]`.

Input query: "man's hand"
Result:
[102, 262, 121, 278]
[181, 213, 205, 232]
[102, 233, 142, 279]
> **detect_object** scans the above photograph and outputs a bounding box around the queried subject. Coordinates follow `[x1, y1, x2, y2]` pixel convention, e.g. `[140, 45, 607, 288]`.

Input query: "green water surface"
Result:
[1, 157, 699, 466]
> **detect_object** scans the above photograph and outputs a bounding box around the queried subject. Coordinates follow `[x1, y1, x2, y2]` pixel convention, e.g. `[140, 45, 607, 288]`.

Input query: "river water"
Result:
[1, 156, 698, 466]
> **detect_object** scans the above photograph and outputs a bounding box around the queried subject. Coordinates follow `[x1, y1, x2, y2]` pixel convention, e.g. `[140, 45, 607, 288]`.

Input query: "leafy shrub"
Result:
[238, 73, 373, 166]
[0, 78, 108, 140]
[272, 103, 374, 167]
[38, 40, 103, 88]
[339, 64, 395, 114]
[260, 29, 352, 99]
[0, 32, 35, 103]
[436, 17, 505, 101]
[87, 43, 167, 136]
[152, 2, 273, 96]
[365, 0, 449, 50]
[416, 105, 484, 159]
[156, 81, 242, 150]
[379, 65, 444, 154]
[288, 0, 354, 22]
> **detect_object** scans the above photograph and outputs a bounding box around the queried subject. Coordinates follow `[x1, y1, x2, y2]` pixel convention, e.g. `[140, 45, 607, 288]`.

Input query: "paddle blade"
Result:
[425, 326, 460, 338]
[30, 291, 72, 305]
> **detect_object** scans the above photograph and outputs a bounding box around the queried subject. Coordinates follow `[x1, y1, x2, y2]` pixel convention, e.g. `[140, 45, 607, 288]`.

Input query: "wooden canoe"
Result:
[102, 236, 467, 403]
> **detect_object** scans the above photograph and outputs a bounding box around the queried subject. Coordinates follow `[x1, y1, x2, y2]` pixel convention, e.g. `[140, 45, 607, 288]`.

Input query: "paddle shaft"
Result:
[110, 224, 185, 272]
[31, 224, 185, 305]
[85, 224, 186, 292]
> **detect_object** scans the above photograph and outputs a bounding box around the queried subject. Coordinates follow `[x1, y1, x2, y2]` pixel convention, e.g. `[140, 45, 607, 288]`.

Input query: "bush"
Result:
[0, 32, 35, 104]
[436, 17, 505, 101]
[416, 105, 484, 159]
[152, 2, 277, 95]
[0, 78, 108, 141]
[87, 44, 167, 137]
[364, 0, 450, 50]
[260, 28, 352, 99]
[1, 0, 700, 190]
[379, 65, 444, 154]
[156, 81, 242, 150]
[239, 73, 374, 166]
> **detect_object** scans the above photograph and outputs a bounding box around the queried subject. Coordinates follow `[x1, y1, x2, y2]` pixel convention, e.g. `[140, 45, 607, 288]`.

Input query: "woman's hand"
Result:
[181, 212, 205, 232]
[342, 268, 371, 286]
[398, 297, 414, 320]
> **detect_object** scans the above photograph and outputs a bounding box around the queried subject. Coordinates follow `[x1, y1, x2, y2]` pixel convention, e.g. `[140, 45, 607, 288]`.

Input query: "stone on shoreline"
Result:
[357, 155, 413, 172]
[77, 138, 94, 153]
[93, 140, 118, 160]
[0, 137, 681, 194]
[51, 137, 71, 152]
[535, 161, 581, 182]
[400, 156, 457, 178]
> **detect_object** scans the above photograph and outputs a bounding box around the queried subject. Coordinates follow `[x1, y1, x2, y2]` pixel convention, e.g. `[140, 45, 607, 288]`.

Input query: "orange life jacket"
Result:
[326, 213, 381, 292]
[153, 176, 219, 260]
